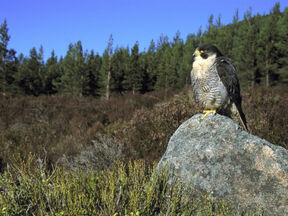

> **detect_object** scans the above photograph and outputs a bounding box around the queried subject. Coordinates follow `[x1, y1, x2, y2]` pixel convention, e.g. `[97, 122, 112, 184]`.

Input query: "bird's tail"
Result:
[236, 106, 249, 132]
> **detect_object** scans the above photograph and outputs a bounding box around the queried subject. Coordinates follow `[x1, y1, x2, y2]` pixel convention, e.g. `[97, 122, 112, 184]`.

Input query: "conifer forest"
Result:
[1, 3, 288, 98]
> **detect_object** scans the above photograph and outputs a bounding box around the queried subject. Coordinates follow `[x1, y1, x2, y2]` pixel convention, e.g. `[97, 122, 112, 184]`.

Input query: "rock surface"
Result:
[157, 114, 288, 215]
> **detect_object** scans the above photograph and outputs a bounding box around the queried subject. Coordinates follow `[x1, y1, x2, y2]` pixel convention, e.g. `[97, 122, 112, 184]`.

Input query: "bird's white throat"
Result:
[192, 53, 217, 79]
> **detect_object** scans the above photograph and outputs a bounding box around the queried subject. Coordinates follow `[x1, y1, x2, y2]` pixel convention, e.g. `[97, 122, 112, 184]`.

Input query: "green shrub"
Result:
[0, 156, 259, 216]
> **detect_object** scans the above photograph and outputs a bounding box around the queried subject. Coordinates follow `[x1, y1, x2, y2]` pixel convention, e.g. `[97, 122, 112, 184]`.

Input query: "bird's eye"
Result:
[201, 53, 208, 59]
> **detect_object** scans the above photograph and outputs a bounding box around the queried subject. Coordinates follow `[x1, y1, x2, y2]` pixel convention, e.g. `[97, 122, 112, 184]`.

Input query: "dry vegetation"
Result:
[0, 87, 287, 169]
[243, 86, 288, 148]
[0, 90, 174, 168]
[0, 87, 286, 215]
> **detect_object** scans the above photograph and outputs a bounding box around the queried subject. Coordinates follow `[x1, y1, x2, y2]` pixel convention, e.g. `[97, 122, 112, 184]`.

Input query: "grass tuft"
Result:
[0, 155, 260, 215]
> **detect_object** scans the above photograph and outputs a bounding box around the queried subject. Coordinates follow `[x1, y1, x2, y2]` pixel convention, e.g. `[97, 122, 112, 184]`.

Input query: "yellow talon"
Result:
[201, 109, 216, 120]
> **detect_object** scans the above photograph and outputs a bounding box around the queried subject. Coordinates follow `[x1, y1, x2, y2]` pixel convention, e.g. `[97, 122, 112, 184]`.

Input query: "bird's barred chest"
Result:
[192, 64, 229, 110]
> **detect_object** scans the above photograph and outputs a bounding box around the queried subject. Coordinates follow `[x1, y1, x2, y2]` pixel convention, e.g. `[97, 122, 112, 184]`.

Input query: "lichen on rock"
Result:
[157, 114, 288, 215]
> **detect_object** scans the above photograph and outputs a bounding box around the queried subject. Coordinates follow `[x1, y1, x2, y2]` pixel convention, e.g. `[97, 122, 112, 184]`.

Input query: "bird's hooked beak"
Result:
[193, 49, 201, 57]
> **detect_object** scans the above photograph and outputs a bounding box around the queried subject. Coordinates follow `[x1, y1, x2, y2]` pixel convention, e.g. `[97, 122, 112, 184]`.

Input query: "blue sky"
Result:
[1, 0, 287, 61]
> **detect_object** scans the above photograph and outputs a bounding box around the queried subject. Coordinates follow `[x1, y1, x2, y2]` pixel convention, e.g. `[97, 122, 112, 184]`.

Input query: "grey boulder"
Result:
[157, 114, 288, 215]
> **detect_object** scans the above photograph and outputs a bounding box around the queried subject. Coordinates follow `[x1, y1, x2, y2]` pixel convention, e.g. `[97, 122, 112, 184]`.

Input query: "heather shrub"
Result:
[58, 133, 124, 171]
[0, 91, 170, 131]
[100, 90, 174, 123]
[243, 87, 288, 149]
[0, 123, 84, 165]
[112, 94, 201, 160]
[0, 155, 256, 216]
[0, 87, 287, 171]
[0, 90, 173, 168]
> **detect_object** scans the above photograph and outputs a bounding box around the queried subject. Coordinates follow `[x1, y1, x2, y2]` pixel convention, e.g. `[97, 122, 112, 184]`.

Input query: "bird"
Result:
[191, 44, 248, 131]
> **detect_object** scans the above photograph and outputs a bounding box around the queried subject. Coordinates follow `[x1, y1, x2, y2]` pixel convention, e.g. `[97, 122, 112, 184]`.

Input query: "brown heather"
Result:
[0, 87, 286, 215]
[243, 86, 288, 149]
[0, 87, 288, 165]
[0, 87, 287, 168]
[0, 90, 174, 167]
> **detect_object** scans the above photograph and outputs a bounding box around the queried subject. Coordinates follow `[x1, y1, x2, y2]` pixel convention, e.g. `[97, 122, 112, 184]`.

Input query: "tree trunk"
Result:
[2, 78, 6, 96]
[265, 58, 270, 87]
[266, 70, 270, 87]
[1, 56, 6, 96]
[106, 70, 111, 100]
[132, 85, 135, 95]
[265, 48, 270, 87]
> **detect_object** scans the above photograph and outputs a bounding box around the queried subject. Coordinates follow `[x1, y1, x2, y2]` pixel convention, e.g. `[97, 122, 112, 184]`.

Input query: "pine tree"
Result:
[44, 50, 62, 94]
[84, 50, 102, 96]
[124, 41, 143, 94]
[0, 19, 10, 96]
[171, 31, 184, 89]
[258, 3, 281, 87]
[202, 14, 218, 44]
[110, 47, 129, 94]
[155, 45, 173, 90]
[17, 47, 44, 95]
[276, 6, 288, 84]
[155, 35, 170, 90]
[232, 8, 262, 88]
[215, 15, 235, 56]
[143, 40, 157, 91]
[181, 33, 198, 86]
[54, 41, 86, 96]
[101, 35, 113, 99]
[140, 48, 155, 93]
[0, 19, 18, 95]
[196, 26, 203, 44]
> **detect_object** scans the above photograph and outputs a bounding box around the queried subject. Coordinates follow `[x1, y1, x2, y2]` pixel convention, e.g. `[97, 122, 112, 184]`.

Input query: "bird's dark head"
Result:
[193, 44, 223, 59]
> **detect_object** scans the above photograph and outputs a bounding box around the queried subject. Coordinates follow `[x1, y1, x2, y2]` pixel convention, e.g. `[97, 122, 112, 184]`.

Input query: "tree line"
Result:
[0, 3, 287, 98]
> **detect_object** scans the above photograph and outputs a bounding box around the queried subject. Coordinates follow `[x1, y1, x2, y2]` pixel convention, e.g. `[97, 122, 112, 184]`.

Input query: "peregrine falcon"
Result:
[191, 44, 248, 131]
